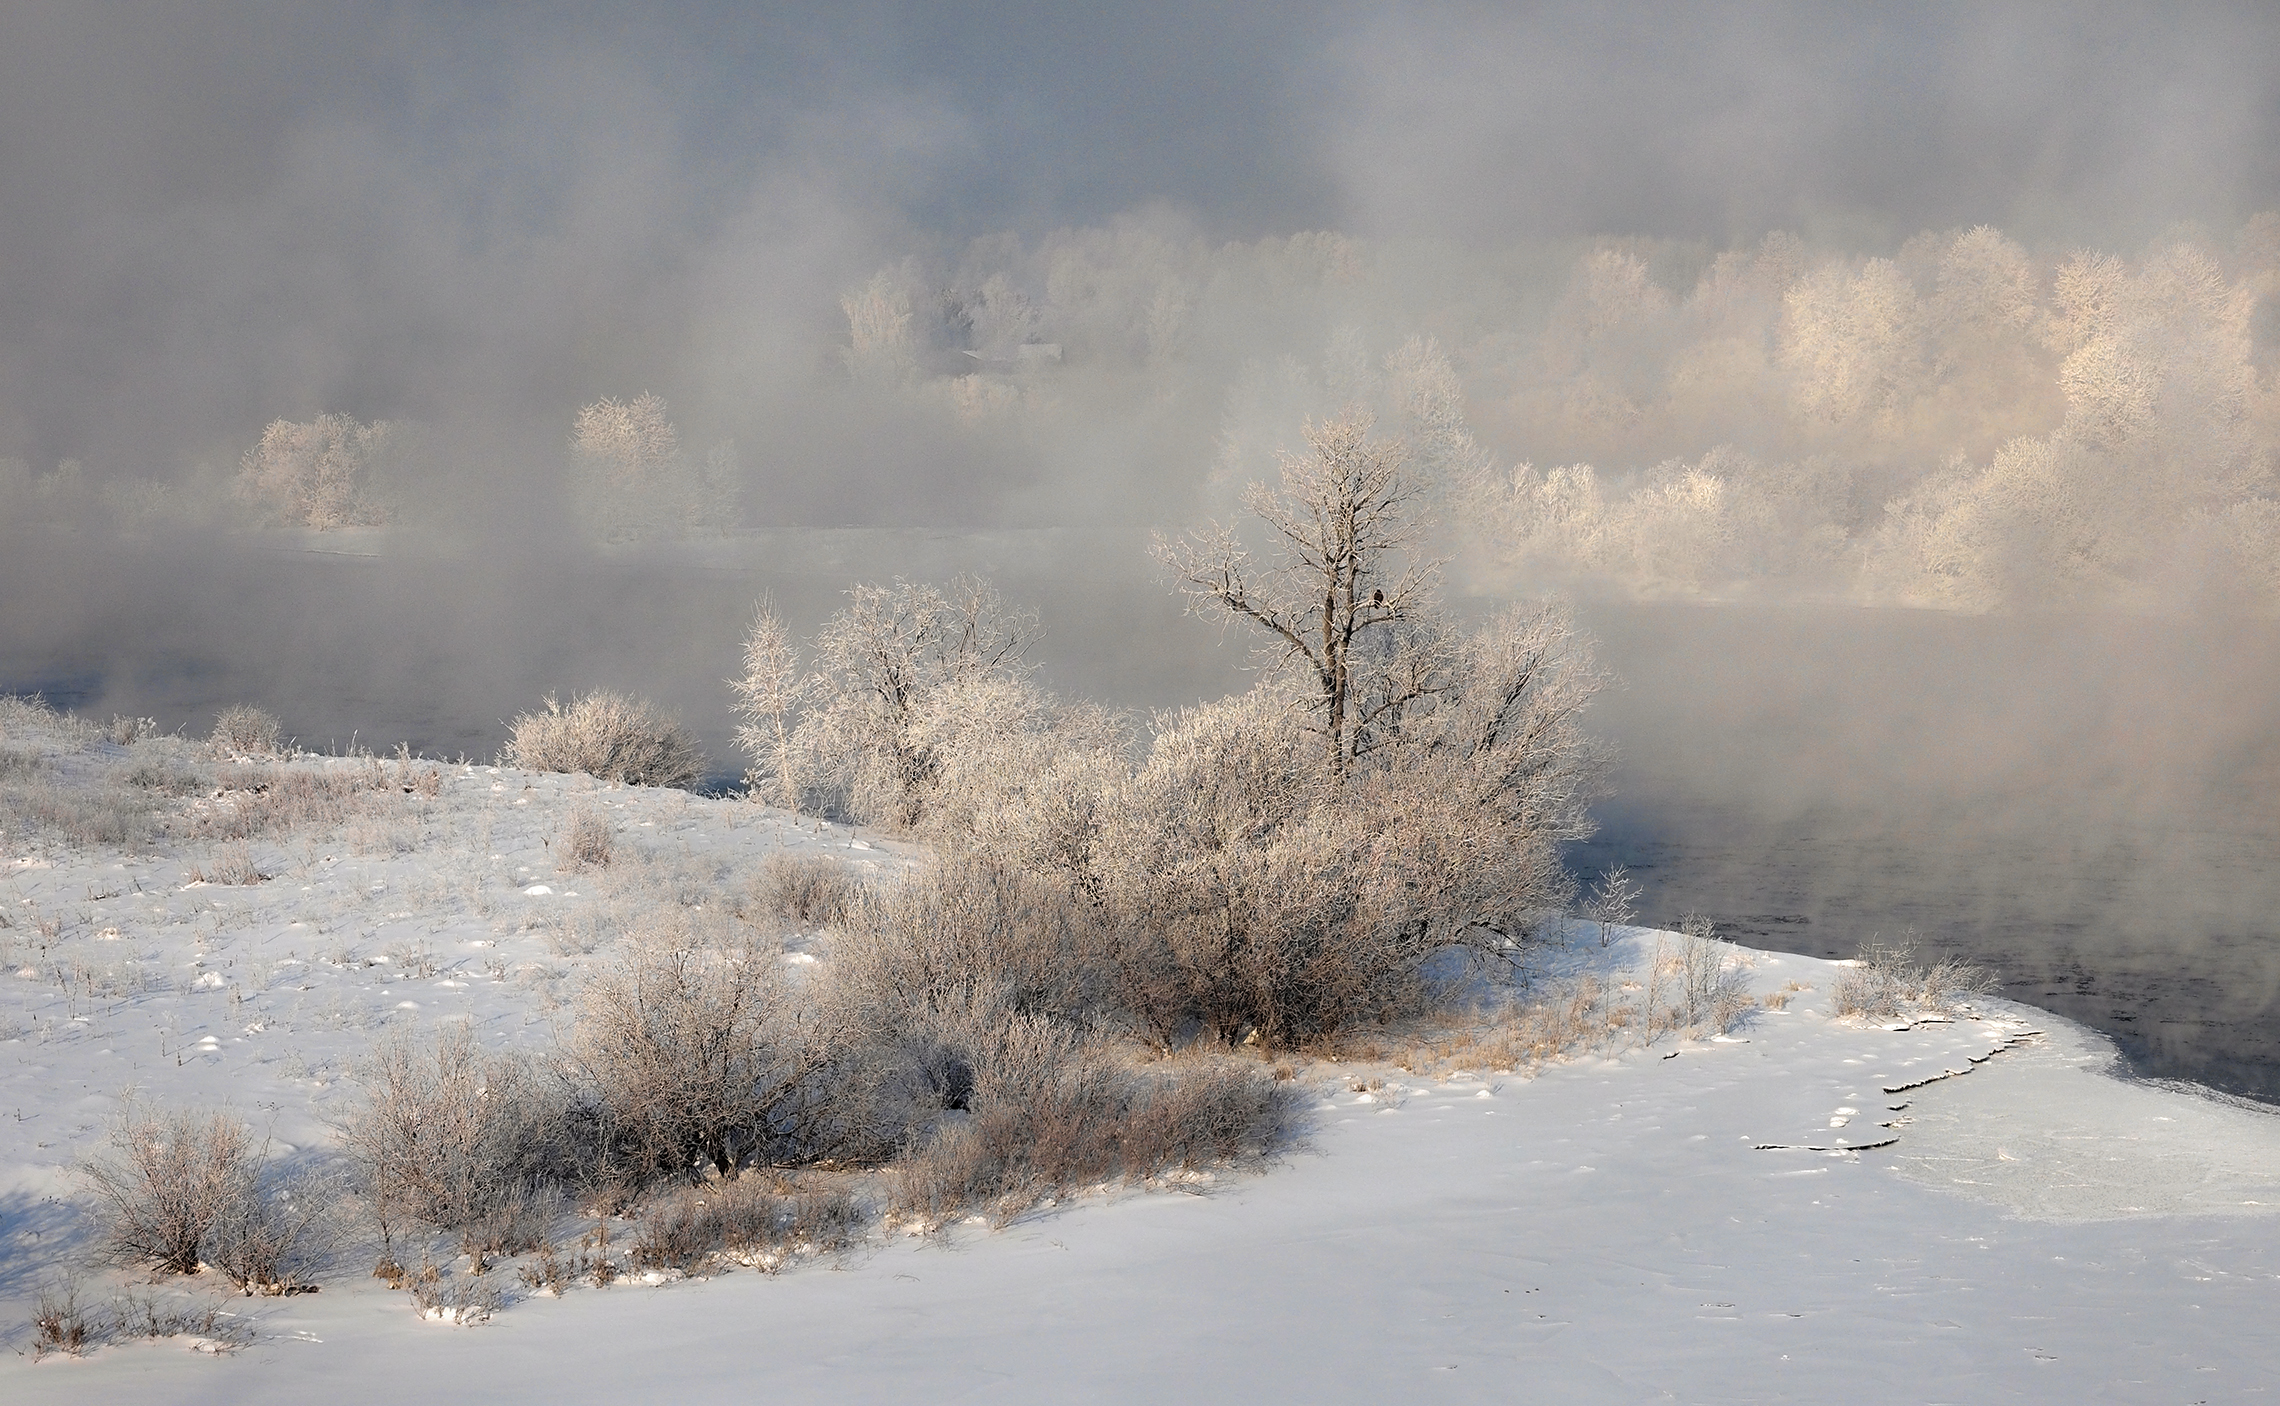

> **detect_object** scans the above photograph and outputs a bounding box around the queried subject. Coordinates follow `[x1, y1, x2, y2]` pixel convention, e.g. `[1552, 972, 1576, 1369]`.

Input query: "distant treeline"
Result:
[10, 215, 2276, 611]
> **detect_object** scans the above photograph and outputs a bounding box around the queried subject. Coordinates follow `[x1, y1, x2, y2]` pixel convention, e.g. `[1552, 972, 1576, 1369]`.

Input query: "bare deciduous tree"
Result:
[1156, 408, 1441, 772]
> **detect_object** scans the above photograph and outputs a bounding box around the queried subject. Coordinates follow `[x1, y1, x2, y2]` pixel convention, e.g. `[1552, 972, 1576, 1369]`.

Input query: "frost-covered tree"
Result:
[235, 415, 399, 529]
[569, 393, 737, 539]
[1157, 408, 1442, 774]
[1780, 257, 1928, 426]
[757, 576, 1038, 829]
[1133, 406, 1608, 1044]
[841, 269, 918, 381]
[730, 602, 808, 812]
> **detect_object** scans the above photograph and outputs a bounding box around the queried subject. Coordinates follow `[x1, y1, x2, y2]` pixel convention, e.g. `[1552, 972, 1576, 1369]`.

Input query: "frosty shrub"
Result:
[339, 1025, 577, 1256]
[503, 691, 705, 789]
[79, 1102, 331, 1289]
[559, 804, 613, 871]
[1833, 935, 1995, 1020]
[30, 1284, 95, 1360]
[405, 1261, 503, 1325]
[1093, 619, 1600, 1050]
[566, 932, 843, 1182]
[106, 714, 161, 746]
[825, 857, 1110, 1040]
[628, 1176, 861, 1272]
[80, 1104, 263, 1276]
[889, 999, 1294, 1228]
[1665, 916, 1755, 1036]
[209, 704, 284, 758]
[750, 851, 864, 929]
[203, 1165, 342, 1294]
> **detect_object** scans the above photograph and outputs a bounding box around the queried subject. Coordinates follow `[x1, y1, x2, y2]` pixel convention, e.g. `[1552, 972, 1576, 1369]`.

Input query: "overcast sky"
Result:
[1, 1, 2275, 472]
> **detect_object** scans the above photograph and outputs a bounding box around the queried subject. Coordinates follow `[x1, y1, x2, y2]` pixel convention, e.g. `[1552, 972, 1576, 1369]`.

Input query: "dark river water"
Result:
[5, 529, 2276, 1101]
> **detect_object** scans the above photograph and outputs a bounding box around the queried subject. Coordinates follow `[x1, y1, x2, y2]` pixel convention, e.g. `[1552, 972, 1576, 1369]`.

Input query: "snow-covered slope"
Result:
[4, 747, 2277, 1402]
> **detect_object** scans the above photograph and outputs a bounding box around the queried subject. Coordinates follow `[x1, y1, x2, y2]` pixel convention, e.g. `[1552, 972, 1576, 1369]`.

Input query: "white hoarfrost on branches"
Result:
[567, 933, 845, 1182]
[736, 575, 1048, 829]
[1116, 406, 1609, 1043]
[724, 409, 1607, 1049]
[235, 414, 401, 530]
[730, 602, 808, 812]
[503, 691, 706, 790]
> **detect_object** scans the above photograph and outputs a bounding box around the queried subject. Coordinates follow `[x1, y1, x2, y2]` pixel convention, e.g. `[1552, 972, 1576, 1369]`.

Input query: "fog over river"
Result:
[6, 536, 2275, 1101]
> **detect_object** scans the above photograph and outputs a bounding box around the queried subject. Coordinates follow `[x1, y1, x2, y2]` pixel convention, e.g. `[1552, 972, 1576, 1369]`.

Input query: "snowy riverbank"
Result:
[4, 750, 2277, 1402]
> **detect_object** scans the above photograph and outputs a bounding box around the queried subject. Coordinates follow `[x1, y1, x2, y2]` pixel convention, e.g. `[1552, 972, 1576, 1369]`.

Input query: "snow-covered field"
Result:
[3, 729, 2277, 1403]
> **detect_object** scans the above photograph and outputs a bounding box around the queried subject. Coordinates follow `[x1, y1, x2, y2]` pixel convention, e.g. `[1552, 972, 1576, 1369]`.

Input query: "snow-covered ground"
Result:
[3, 736, 2277, 1402]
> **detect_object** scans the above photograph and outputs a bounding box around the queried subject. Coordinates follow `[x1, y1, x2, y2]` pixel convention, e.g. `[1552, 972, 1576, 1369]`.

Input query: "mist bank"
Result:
[12, 215, 2277, 633]
[5, 521, 2275, 1096]
[1571, 600, 2280, 1100]
[0, 524, 1253, 767]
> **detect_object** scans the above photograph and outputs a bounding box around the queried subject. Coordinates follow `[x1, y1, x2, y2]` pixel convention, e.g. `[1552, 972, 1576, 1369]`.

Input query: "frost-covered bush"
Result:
[209, 704, 284, 758]
[1832, 936, 1995, 1020]
[339, 1025, 577, 1256]
[79, 1102, 332, 1290]
[80, 1105, 262, 1276]
[566, 932, 845, 1182]
[559, 804, 613, 870]
[748, 851, 864, 929]
[628, 1177, 861, 1272]
[503, 691, 704, 789]
[825, 858, 1110, 1039]
[888, 1003, 1293, 1229]
[1663, 916, 1755, 1036]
